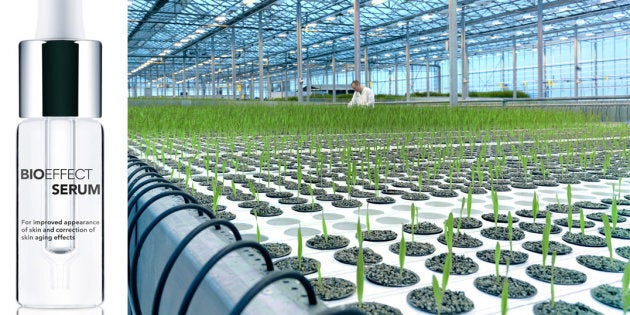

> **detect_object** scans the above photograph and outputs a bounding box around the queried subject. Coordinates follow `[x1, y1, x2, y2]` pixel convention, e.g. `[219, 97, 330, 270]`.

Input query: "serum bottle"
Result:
[17, 0, 103, 307]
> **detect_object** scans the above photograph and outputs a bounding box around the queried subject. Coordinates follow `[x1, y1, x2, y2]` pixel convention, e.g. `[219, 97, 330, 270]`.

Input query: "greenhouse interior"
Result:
[127, 0, 630, 314]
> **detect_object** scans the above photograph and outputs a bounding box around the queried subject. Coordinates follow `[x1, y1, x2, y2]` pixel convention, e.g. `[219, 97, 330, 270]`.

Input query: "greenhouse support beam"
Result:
[296, 0, 303, 102]
[513, 36, 517, 99]
[231, 27, 237, 99]
[364, 46, 369, 86]
[171, 61, 176, 97]
[195, 46, 199, 97]
[448, 0, 458, 106]
[461, 8, 469, 100]
[353, 0, 361, 83]
[162, 58, 168, 97]
[258, 11, 265, 101]
[574, 26, 578, 97]
[395, 61, 400, 97]
[306, 59, 311, 102]
[537, 0, 544, 98]
[426, 57, 430, 98]
[594, 41, 598, 97]
[211, 38, 216, 97]
[332, 43, 336, 103]
[405, 22, 410, 102]
[182, 54, 187, 97]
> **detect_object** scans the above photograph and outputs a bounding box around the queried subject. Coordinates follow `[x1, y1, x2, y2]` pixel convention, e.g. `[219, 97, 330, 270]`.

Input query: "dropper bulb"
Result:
[35, 0, 85, 39]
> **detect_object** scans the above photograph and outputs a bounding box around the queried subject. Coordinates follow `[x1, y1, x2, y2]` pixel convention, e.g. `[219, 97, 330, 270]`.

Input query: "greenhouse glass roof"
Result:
[128, 0, 630, 81]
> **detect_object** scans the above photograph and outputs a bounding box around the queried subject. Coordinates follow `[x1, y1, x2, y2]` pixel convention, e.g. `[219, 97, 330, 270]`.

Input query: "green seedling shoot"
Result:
[248, 181, 258, 202]
[567, 184, 573, 233]
[231, 180, 237, 198]
[612, 195, 619, 229]
[356, 218, 364, 309]
[501, 278, 509, 315]
[169, 169, 175, 182]
[212, 184, 220, 215]
[622, 262, 630, 314]
[507, 211, 513, 252]
[317, 263, 323, 292]
[321, 210, 329, 244]
[399, 224, 406, 278]
[297, 224, 303, 270]
[492, 189, 499, 227]
[580, 208, 586, 235]
[495, 242, 501, 283]
[446, 213, 454, 255]
[410, 203, 416, 242]
[365, 207, 371, 232]
[602, 214, 613, 263]
[542, 212, 551, 267]
[467, 188, 473, 218]
[550, 251, 557, 307]
[255, 212, 261, 243]
[457, 197, 465, 235]
[432, 275, 443, 315]
[532, 191, 540, 224]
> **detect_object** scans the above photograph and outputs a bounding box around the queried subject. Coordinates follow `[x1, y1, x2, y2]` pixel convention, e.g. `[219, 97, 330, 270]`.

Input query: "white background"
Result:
[0, 1, 128, 314]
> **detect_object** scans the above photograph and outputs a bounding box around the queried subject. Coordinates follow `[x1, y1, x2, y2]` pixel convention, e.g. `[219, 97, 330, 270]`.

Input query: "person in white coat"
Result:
[347, 80, 375, 108]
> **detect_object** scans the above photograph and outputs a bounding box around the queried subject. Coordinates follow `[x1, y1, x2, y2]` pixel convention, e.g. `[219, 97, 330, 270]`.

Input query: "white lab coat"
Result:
[347, 87, 375, 108]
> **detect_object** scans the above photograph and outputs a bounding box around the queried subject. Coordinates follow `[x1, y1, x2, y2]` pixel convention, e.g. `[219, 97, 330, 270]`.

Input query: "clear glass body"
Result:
[17, 117, 103, 307]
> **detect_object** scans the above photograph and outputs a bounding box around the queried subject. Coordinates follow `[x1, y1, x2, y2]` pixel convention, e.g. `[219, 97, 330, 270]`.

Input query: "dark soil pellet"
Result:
[516, 209, 549, 219]
[361, 230, 398, 242]
[250, 205, 283, 217]
[533, 301, 602, 315]
[573, 201, 609, 210]
[576, 255, 626, 272]
[526, 264, 587, 284]
[332, 199, 363, 208]
[587, 212, 627, 223]
[474, 275, 537, 298]
[238, 200, 269, 208]
[291, 203, 323, 212]
[591, 284, 625, 310]
[554, 218, 595, 229]
[430, 190, 459, 198]
[306, 234, 349, 250]
[476, 249, 529, 265]
[365, 263, 420, 287]
[367, 196, 396, 204]
[334, 247, 383, 265]
[453, 217, 483, 229]
[279, 197, 308, 204]
[437, 232, 483, 248]
[215, 211, 236, 221]
[316, 194, 344, 201]
[262, 242, 291, 258]
[481, 226, 526, 241]
[482, 213, 520, 224]
[265, 191, 293, 198]
[309, 277, 355, 301]
[351, 190, 376, 198]
[401, 192, 430, 201]
[519, 222, 562, 234]
[522, 241, 573, 255]
[226, 193, 255, 201]
[425, 252, 479, 275]
[339, 302, 402, 315]
[601, 198, 630, 205]
[403, 222, 443, 235]
[273, 256, 320, 275]
[407, 287, 475, 314]
[546, 203, 583, 214]
[561, 232, 606, 247]
[616, 246, 630, 259]
[389, 241, 436, 256]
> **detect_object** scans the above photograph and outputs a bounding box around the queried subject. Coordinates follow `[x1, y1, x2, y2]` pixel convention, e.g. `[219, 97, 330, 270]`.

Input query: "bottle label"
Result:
[20, 168, 101, 195]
